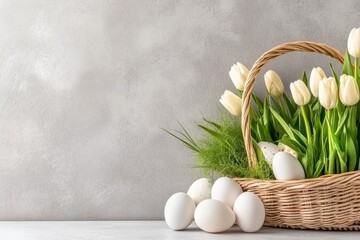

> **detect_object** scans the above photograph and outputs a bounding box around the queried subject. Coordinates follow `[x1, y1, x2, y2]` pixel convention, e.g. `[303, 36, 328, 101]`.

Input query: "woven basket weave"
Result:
[234, 41, 360, 230]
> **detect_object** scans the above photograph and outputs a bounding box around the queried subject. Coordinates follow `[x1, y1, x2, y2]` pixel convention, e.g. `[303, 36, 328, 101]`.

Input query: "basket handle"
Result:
[241, 41, 344, 168]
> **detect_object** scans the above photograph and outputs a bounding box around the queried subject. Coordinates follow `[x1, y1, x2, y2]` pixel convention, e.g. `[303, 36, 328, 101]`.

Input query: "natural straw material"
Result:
[236, 41, 360, 230]
[234, 171, 360, 230]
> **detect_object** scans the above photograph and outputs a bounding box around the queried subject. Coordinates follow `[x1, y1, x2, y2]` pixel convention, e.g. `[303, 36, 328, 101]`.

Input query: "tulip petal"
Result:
[319, 77, 338, 109]
[309, 67, 326, 97]
[348, 28, 360, 58]
[340, 74, 359, 106]
[220, 90, 242, 116]
[229, 63, 249, 91]
[264, 70, 284, 97]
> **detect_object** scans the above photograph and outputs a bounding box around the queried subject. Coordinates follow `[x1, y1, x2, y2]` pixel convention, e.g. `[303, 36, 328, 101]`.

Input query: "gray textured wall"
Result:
[0, 0, 358, 220]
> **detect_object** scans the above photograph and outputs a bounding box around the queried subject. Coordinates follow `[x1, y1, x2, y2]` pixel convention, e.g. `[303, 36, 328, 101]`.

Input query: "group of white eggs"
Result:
[164, 177, 265, 233]
[164, 142, 305, 233]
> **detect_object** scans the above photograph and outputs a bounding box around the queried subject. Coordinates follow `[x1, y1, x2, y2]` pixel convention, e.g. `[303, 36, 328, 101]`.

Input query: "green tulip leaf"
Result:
[330, 63, 340, 85]
[301, 71, 308, 86]
[327, 122, 342, 153]
[250, 106, 260, 119]
[252, 93, 264, 115]
[342, 49, 354, 76]
[270, 97, 289, 121]
[251, 124, 260, 142]
[290, 109, 301, 127]
[257, 122, 265, 141]
[263, 97, 270, 126]
[313, 159, 324, 178]
[269, 107, 296, 140]
[345, 128, 357, 171]
[335, 108, 349, 136]
[291, 128, 308, 146]
[283, 94, 297, 116]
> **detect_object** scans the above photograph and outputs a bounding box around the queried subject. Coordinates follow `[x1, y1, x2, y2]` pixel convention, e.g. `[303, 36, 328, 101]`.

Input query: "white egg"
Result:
[211, 177, 243, 208]
[187, 178, 212, 205]
[194, 199, 235, 233]
[258, 141, 279, 166]
[278, 143, 298, 158]
[272, 152, 305, 180]
[164, 192, 195, 230]
[233, 192, 265, 232]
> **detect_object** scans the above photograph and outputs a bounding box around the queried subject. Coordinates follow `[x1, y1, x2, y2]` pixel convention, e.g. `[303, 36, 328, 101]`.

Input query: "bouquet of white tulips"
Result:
[167, 28, 360, 179]
[219, 28, 360, 178]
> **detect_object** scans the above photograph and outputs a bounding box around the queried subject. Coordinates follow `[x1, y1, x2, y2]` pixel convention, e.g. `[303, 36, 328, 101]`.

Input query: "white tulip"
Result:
[290, 80, 311, 106]
[339, 74, 360, 106]
[309, 67, 326, 97]
[229, 62, 249, 91]
[219, 90, 242, 116]
[264, 70, 284, 97]
[319, 77, 338, 109]
[347, 28, 360, 58]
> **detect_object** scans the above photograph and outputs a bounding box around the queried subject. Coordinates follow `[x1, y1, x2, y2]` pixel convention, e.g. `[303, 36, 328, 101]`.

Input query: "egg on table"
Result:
[164, 192, 196, 230]
[257, 141, 279, 166]
[211, 177, 243, 208]
[187, 178, 212, 205]
[272, 152, 305, 180]
[233, 192, 265, 232]
[194, 199, 235, 233]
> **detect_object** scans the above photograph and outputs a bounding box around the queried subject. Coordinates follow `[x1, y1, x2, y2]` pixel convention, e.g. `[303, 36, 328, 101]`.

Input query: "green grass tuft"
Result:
[166, 115, 274, 179]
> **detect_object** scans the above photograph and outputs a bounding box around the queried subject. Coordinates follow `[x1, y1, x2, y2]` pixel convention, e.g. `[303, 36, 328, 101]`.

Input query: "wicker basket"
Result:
[235, 41, 360, 230]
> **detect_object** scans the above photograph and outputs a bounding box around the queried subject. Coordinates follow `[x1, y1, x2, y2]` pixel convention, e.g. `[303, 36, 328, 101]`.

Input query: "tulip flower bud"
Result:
[264, 70, 284, 97]
[318, 77, 338, 109]
[339, 74, 360, 106]
[347, 28, 360, 58]
[219, 90, 242, 116]
[309, 67, 326, 97]
[229, 62, 249, 91]
[290, 80, 311, 106]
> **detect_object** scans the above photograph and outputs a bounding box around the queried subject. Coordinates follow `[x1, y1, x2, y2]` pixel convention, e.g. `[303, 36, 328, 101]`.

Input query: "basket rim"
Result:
[233, 170, 360, 186]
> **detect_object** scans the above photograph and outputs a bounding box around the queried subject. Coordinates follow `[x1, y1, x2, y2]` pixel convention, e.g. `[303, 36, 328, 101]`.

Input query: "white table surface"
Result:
[0, 221, 358, 240]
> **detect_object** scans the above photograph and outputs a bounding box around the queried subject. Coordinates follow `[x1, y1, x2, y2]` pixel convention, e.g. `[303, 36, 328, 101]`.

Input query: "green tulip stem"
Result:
[301, 106, 312, 146]
[326, 110, 335, 174]
[277, 96, 286, 114]
[355, 57, 359, 85]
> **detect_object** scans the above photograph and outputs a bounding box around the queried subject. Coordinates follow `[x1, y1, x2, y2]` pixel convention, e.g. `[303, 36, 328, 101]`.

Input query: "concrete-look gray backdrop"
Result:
[0, 0, 358, 220]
